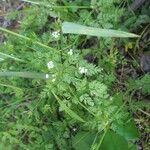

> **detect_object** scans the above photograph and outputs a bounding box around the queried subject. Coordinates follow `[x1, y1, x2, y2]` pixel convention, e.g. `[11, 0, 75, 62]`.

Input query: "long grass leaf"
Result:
[0, 27, 55, 51]
[0, 82, 21, 90]
[0, 52, 24, 62]
[0, 71, 48, 79]
[52, 91, 85, 122]
[21, 0, 90, 9]
[62, 22, 139, 38]
[0, 58, 5, 62]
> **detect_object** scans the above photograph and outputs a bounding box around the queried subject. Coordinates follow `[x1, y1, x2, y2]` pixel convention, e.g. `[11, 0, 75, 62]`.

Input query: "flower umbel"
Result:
[68, 49, 73, 55]
[52, 74, 56, 82]
[47, 61, 54, 69]
[45, 74, 49, 79]
[52, 31, 60, 39]
[79, 67, 88, 74]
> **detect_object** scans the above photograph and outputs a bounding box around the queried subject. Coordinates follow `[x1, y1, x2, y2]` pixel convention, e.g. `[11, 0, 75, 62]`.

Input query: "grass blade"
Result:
[62, 22, 139, 38]
[0, 58, 5, 62]
[0, 82, 21, 90]
[0, 27, 55, 51]
[52, 91, 85, 122]
[0, 52, 24, 62]
[21, 0, 90, 9]
[0, 71, 48, 79]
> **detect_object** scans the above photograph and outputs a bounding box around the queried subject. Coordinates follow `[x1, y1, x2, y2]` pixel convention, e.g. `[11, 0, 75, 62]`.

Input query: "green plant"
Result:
[0, 0, 142, 149]
[128, 74, 150, 95]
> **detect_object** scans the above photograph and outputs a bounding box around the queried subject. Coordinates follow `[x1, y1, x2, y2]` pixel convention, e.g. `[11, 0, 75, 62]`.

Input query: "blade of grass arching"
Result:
[58, 4, 94, 51]
[0, 82, 21, 90]
[52, 91, 85, 122]
[0, 71, 48, 79]
[62, 22, 139, 38]
[62, 10, 94, 51]
[0, 27, 56, 52]
[0, 52, 25, 62]
[0, 58, 5, 62]
[21, 0, 90, 9]
[90, 132, 100, 150]
[95, 126, 109, 150]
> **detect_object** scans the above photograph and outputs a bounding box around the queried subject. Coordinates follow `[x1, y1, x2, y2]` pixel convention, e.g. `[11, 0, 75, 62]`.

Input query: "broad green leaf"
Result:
[52, 92, 85, 122]
[113, 119, 139, 141]
[128, 143, 138, 150]
[0, 71, 48, 79]
[0, 143, 12, 150]
[100, 130, 128, 150]
[72, 131, 96, 150]
[0, 52, 24, 62]
[62, 22, 139, 38]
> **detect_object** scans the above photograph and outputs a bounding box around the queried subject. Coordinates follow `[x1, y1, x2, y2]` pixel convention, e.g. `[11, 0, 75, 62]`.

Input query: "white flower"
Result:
[46, 74, 49, 79]
[73, 128, 77, 132]
[79, 67, 88, 74]
[110, 97, 113, 101]
[51, 74, 56, 82]
[52, 31, 60, 38]
[47, 61, 54, 69]
[52, 78, 56, 82]
[68, 49, 73, 55]
[52, 74, 56, 78]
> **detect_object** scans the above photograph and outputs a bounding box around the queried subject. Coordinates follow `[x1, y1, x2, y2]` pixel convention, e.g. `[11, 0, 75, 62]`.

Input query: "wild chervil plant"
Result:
[0, 0, 140, 149]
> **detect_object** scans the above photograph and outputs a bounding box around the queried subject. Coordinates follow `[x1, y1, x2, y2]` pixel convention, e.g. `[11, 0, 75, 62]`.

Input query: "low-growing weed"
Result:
[0, 0, 148, 149]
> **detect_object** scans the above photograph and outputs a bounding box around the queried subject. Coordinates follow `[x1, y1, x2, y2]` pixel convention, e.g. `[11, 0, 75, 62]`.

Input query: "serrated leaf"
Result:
[128, 143, 138, 150]
[62, 22, 139, 38]
[0, 71, 48, 79]
[72, 131, 96, 150]
[113, 119, 139, 141]
[100, 130, 128, 150]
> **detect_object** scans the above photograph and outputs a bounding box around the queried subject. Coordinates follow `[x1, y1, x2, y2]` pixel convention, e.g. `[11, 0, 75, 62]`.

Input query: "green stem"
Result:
[0, 27, 56, 52]
[22, 0, 90, 9]
[0, 83, 21, 90]
[96, 126, 109, 150]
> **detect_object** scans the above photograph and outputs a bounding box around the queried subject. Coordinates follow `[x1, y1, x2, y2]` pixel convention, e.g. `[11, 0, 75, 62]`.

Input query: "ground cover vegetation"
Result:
[0, 0, 149, 149]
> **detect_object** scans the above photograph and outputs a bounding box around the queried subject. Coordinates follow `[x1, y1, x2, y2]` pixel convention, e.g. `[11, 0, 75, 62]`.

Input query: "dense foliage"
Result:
[0, 0, 149, 149]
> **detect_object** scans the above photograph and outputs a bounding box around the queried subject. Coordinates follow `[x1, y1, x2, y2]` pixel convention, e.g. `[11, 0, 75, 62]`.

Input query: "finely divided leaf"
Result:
[52, 92, 85, 122]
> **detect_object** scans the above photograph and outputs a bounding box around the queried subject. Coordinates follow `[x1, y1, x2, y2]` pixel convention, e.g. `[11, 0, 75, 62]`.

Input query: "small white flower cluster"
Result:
[67, 49, 73, 55]
[110, 97, 113, 101]
[79, 67, 88, 74]
[46, 74, 49, 79]
[47, 61, 54, 69]
[46, 61, 56, 82]
[72, 128, 77, 132]
[52, 31, 60, 39]
[51, 74, 56, 82]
